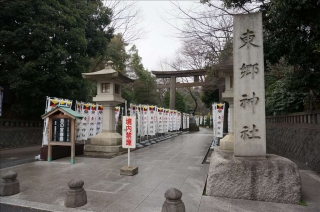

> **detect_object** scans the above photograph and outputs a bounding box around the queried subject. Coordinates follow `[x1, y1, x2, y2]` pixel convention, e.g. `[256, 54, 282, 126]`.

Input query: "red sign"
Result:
[122, 116, 136, 148]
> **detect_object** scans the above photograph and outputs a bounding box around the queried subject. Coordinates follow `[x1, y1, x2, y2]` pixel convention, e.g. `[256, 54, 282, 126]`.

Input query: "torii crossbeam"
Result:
[151, 59, 233, 110]
[152, 69, 207, 109]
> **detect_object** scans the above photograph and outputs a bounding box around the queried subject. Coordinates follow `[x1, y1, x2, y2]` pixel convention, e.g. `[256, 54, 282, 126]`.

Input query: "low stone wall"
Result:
[266, 123, 320, 174]
[0, 119, 43, 149]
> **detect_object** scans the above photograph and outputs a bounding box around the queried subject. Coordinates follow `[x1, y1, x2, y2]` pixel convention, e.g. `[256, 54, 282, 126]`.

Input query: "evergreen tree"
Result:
[127, 45, 159, 105]
[164, 91, 186, 113]
[220, 0, 320, 110]
[0, 0, 113, 118]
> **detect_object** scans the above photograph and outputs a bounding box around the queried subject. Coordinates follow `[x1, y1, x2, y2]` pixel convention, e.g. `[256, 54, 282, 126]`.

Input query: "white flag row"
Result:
[129, 104, 189, 136]
[75, 101, 104, 141]
[42, 98, 191, 144]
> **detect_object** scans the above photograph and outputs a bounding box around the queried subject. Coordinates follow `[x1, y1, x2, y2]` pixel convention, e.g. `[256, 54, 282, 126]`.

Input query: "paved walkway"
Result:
[0, 128, 320, 212]
[0, 145, 41, 169]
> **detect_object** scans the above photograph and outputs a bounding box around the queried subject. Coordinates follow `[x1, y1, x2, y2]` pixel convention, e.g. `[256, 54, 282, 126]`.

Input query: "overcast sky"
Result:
[129, 1, 201, 71]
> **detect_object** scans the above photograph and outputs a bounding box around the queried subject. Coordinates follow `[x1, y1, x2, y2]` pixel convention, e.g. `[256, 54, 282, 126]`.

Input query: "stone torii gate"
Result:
[151, 69, 207, 110]
[151, 59, 233, 110]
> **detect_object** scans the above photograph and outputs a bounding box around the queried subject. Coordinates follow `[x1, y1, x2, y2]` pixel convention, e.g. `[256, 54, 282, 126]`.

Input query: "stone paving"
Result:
[0, 145, 40, 169]
[0, 128, 320, 212]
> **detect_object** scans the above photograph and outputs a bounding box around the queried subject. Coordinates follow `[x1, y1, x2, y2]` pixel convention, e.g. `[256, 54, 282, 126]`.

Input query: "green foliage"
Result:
[0, 0, 113, 118]
[205, 115, 210, 126]
[126, 45, 159, 105]
[180, 88, 201, 114]
[266, 77, 306, 115]
[218, 39, 233, 62]
[163, 91, 186, 113]
[222, 0, 320, 112]
[299, 200, 307, 206]
[105, 34, 129, 74]
[265, 60, 306, 114]
[201, 89, 219, 109]
[201, 39, 232, 109]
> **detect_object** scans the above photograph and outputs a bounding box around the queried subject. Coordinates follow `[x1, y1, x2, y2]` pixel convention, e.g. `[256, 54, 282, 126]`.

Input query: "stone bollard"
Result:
[0, 170, 20, 196]
[65, 178, 87, 208]
[162, 188, 185, 212]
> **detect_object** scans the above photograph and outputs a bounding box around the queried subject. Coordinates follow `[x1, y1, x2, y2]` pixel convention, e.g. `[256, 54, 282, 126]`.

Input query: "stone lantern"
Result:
[82, 61, 134, 157]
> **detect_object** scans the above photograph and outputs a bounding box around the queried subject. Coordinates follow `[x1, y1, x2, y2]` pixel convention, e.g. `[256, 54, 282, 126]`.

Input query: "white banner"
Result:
[88, 104, 97, 138]
[213, 103, 225, 138]
[186, 114, 189, 129]
[212, 103, 217, 138]
[142, 105, 148, 136]
[158, 107, 164, 133]
[137, 105, 142, 136]
[148, 105, 156, 135]
[122, 116, 136, 148]
[169, 110, 174, 131]
[172, 110, 177, 131]
[80, 103, 91, 140]
[96, 105, 103, 134]
[165, 109, 169, 132]
[154, 106, 158, 134]
[176, 112, 181, 130]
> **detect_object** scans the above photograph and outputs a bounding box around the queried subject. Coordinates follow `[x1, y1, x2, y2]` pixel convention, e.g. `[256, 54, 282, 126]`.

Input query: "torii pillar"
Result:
[169, 76, 176, 110]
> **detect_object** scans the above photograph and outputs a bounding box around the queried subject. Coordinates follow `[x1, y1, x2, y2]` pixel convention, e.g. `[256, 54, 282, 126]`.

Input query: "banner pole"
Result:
[125, 100, 127, 116]
[128, 148, 130, 167]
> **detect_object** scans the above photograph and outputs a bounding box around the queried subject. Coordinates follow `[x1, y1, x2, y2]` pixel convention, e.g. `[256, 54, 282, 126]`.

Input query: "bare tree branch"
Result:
[103, 0, 146, 44]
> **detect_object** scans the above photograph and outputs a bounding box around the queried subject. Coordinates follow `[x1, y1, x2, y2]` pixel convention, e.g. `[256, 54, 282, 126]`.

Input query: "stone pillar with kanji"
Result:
[206, 13, 301, 204]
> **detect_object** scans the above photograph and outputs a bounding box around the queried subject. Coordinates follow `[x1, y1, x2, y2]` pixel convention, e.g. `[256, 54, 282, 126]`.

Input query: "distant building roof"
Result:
[41, 106, 83, 119]
[210, 58, 233, 73]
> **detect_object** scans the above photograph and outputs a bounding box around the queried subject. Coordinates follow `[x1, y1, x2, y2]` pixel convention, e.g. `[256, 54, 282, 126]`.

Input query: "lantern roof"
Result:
[82, 61, 134, 83]
[41, 106, 83, 120]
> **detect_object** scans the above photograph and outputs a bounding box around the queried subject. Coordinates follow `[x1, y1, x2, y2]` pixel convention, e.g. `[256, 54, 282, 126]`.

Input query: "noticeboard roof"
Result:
[41, 106, 83, 120]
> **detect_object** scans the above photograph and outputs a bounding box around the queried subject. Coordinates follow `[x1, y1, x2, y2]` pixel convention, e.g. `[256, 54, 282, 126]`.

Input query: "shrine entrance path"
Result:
[1, 128, 320, 212]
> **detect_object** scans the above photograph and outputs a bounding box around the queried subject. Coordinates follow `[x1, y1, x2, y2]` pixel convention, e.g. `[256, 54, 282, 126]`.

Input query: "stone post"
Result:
[0, 171, 20, 196]
[169, 77, 176, 110]
[162, 188, 185, 212]
[65, 179, 87, 208]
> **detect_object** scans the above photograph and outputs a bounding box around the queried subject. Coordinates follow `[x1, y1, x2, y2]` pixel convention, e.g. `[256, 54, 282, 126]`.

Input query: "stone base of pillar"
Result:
[120, 166, 138, 176]
[219, 134, 234, 151]
[189, 115, 199, 131]
[84, 131, 125, 157]
[206, 148, 301, 204]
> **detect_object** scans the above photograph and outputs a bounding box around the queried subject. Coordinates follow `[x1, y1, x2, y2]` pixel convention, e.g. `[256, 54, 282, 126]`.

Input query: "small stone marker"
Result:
[65, 178, 87, 208]
[120, 166, 138, 176]
[162, 188, 185, 212]
[0, 170, 20, 196]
